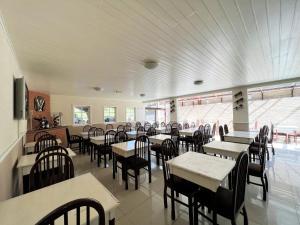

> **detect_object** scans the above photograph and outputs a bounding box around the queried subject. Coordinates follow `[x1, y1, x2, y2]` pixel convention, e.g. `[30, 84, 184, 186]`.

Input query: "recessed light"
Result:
[115, 90, 122, 94]
[93, 87, 103, 91]
[194, 80, 203, 85]
[144, 59, 158, 70]
[140, 93, 145, 97]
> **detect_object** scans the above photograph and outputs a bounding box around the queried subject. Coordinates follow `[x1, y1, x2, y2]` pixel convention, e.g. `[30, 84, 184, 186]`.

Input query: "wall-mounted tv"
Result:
[13, 77, 29, 119]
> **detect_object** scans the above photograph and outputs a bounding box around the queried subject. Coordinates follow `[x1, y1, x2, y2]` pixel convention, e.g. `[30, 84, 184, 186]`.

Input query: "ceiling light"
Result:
[194, 80, 203, 85]
[140, 93, 145, 97]
[93, 87, 103, 92]
[144, 60, 158, 70]
[115, 90, 122, 94]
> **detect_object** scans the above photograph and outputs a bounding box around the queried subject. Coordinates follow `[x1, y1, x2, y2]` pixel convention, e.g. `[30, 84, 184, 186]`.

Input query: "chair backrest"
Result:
[29, 152, 74, 192]
[34, 134, 58, 153]
[190, 122, 196, 128]
[115, 131, 128, 143]
[165, 123, 172, 134]
[88, 127, 97, 138]
[177, 123, 183, 130]
[35, 198, 105, 225]
[224, 124, 229, 134]
[152, 122, 159, 128]
[146, 127, 156, 136]
[269, 123, 274, 143]
[83, 125, 92, 132]
[65, 128, 71, 143]
[161, 139, 177, 182]
[198, 124, 204, 133]
[134, 135, 150, 160]
[259, 136, 268, 172]
[160, 122, 166, 127]
[137, 126, 145, 137]
[171, 122, 178, 129]
[34, 131, 49, 141]
[219, 126, 225, 141]
[204, 124, 211, 143]
[193, 130, 204, 153]
[171, 128, 180, 148]
[106, 124, 114, 130]
[211, 123, 216, 136]
[36, 146, 68, 161]
[125, 124, 132, 132]
[232, 151, 249, 216]
[144, 122, 151, 131]
[95, 128, 105, 136]
[183, 122, 190, 129]
[135, 121, 142, 129]
[104, 130, 116, 146]
[117, 125, 125, 132]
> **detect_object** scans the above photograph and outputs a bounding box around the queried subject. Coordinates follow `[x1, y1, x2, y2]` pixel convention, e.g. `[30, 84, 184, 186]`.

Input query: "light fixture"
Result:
[115, 90, 122, 94]
[194, 80, 203, 85]
[144, 59, 158, 70]
[93, 86, 103, 92]
[140, 93, 145, 97]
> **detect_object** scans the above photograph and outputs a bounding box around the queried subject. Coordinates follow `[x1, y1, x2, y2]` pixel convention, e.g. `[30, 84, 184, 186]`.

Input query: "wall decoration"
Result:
[233, 91, 244, 110]
[34, 96, 45, 112]
[170, 100, 176, 113]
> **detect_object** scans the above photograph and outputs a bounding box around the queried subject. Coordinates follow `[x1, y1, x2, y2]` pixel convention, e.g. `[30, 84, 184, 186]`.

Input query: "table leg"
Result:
[113, 153, 115, 179]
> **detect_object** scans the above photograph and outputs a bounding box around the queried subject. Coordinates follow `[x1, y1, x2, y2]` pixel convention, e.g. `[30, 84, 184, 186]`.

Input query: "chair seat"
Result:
[166, 176, 199, 196]
[151, 144, 161, 152]
[127, 157, 148, 169]
[248, 163, 262, 177]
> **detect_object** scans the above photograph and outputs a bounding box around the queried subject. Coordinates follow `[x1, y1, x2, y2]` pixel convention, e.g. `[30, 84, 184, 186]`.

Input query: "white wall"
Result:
[0, 15, 26, 200]
[50, 94, 145, 125]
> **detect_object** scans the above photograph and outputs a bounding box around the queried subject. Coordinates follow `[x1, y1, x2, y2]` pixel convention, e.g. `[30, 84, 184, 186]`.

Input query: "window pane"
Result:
[126, 107, 135, 122]
[104, 107, 116, 122]
[73, 106, 90, 125]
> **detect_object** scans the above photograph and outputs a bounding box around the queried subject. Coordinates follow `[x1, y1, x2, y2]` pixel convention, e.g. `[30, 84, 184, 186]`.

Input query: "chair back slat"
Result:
[34, 131, 49, 141]
[106, 124, 114, 130]
[34, 134, 58, 153]
[36, 146, 68, 161]
[83, 125, 92, 132]
[94, 128, 105, 136]
[161, 139, 177, 182]
[224, 124, 229, 134]
[146, 127, 156, 136]
[134, 135, 150, 161]
[219, 126, 225, 141]
[115, 131, 128, 143]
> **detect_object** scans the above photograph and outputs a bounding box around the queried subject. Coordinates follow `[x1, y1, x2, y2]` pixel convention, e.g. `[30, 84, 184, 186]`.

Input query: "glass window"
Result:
[104, 107, 116, 122]
[126, 107, 135, 122]
[73, 106, 91, 125]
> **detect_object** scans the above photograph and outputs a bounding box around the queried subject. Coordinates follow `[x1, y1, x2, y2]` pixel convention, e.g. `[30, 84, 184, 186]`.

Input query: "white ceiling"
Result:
[1, 0, 300, 100]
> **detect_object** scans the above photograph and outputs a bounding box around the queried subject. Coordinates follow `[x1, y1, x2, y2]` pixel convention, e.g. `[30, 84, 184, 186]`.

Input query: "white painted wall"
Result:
[50, 94, 145, 125]
[0, 15, 26, 200]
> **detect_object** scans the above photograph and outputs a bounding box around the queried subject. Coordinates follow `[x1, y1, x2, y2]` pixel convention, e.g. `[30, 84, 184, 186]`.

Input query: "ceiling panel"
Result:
[0, 0, 299, 100]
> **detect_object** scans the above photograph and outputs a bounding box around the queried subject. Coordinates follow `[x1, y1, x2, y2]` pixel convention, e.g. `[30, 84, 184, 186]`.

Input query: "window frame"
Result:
[72, 105, 92, 126]
[103, 106, 117, 123]
[125, 107, 136, 122]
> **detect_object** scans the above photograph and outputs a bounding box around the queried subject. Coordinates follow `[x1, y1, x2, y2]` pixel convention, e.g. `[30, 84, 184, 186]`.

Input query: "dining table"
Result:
[149, 134, 171, 145]
[224, 131, 258, 144]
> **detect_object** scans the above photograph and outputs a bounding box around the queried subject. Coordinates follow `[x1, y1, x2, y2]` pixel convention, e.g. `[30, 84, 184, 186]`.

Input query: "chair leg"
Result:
[171, 189, 175, 220]
[266, 148, 270, 160]
[97, 150, 100, 167]
[272, 145, 275, 155]
[135, 170, 138, 190]
[193, 199, 199, 225]
[213, 212, 217, 225]
[242, 206, 248, 225]
[113, 153, 115, 179]
[261, 176, 267, 201]
[148, 163, 152, 183]
[163, 186, 168, 208]
[156, 151, 160, 166]
[264, 174, 269, 192]
[188, 197, 193, 225]
[125, 166, 128, 190]
[104, 154, 107, 168]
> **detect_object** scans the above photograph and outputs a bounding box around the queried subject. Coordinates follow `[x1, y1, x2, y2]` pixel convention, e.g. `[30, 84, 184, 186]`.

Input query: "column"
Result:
[232, 87, 250, 131]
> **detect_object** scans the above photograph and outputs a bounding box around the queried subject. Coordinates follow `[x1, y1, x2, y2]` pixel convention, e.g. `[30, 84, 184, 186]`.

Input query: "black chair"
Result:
[95, 128, 105, 136]
[34, 131, 49, 141]
[29, 152, 74, 192]
[268, 123, 275, 155]
[144, 122, 151, 131]
[190, 122, 196, 128]
[177, 123, 183, 130]
[203, 124, 211, 144]
[161, 139, 198, 225]
[84, 127, 97, 154]
[248, 136, 269, 201]
[210, 123, 217, 141]
[117, 125, 125, 132]
[35, 198, 105, 225]
[193, 130, 204, 153]
[152, 121, 159, 128]
[34, 134, 58, 153]
[125, 123, 132, 132]
[36, 146, 69, 161]
[106, 124, 114, 130]
[135, 121, 142, 129]
[224, 124, 229, 134]
[219, 125, 225, 141]
[82, 125, 92, 132]
[171, 122, 178, 130]
[125, 135, 151, 190]
[198, 125, 204, 133]
[97, 130, 116, 167]
[113, 131, 128, 179]
[66, 128, 82, 151]
[136, 126, 145, 138]
[146, 127, 156, 136]
[194, 151, 249, 225]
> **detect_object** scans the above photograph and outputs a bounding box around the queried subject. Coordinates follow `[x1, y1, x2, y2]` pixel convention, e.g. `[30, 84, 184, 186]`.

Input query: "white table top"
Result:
[24, 139, 62, 149]
[149, 134, 171, 145]
[224, 131, 258, 144]
[179, 128, 198, 136]
[90, 135, 114, 145]
[126, 131, 146, 138]
[17, 148, 76, 169]
[0, 173, 120, 225]
[112, 140, 136, 158]
[167, 152, 235, 192]
[203, 141, 249, 159]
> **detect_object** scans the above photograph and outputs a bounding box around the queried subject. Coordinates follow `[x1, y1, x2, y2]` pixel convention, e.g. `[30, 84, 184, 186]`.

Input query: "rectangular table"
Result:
[126, 131, 146, 139]
[167, 151, 235, 192]
[80, 131, 89, 139]
[203, 140, 249, 159]
[90, 135, 106, 145]
[155, 127, 166, 134]
[224, 131, 258, 144]
[17, 148, 76, 194]
[24, 138, 62, 154]
[149, 134, 171, 145]
[179, 128, 198, 136]
[0, 173, 119, 225]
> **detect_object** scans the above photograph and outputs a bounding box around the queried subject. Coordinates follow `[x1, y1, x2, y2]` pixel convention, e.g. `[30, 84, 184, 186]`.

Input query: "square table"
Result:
[126, 131, 146, 139]
[167, 151, 235, 192]
[224, 131, 258, 144]
[24, 138, 62, 154]
[0, 173, 119, 225]
[149, 134, 171, 145]
[179, 128, 198, 136]
[203, 140, 249, 159]
[17, 148, 76, 194]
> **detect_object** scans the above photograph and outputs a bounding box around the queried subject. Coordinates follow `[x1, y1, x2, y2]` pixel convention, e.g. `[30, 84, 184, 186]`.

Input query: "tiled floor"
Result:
[72, 142, 300, 225]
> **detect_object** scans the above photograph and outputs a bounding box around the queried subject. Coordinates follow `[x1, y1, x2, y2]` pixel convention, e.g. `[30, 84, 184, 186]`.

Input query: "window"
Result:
[126, 107, 135, 122]
[104, 107, 116, 122]
[73, 106, 91, 125]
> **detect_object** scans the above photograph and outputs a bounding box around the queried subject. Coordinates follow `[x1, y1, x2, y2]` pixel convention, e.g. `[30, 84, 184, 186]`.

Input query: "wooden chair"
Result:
[29, 152, 74, 192]
[36, 146, 69, 161]
[97, 130, 116, 167]
[146, 127, 156, 136]
[136, 126, 145, 138]
[198, 124, 204, 133]
[164, 123, 172, 135]
[219, 126, 225, 141]
[106, 124, 114, 130]
[65, 128, 82, 151]
[34, 131, 49, 141]
[152, 121, 159, 128]
[194, 151, 249, 225]
[113, 131, 128, 179]
[125, 123, 132, 132]
[183, 122, 190, 129]
[125, 135, 151, 190]
[82, 125, 92, 132]
[117, 125, 125, 132]
[161, 139, 198, 225]
[144, 122, 151, 131]
[34, 134, 58, 153]
[135, 121, 142, 129]
[224, 124, 229, 134]
[193, 130, 204, 153]
[35, 198, 105, 225]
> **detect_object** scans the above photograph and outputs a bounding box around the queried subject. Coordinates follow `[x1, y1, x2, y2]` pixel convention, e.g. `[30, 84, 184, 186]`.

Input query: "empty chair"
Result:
[115, 131, 128, 143]
[65, 128, 82, 151]
[170, 128, 180, 150]
[135, 121, 142, 129]
[194, 151, 249, 225]
[146, 127, 156, 136]
[36, 146, 69, 161]
[198, 124, 204, 133]
[177, 123, 183, 130]
[36, 198, 105, 225]
[82, 125, 92, 132]
[210, 123, 217, 141]
[190, 122, 196, 128]
[125, 123, 132, 132]
[248, 136, 269, 201]
[268, 124, 275, 155]
[152, 121, 159, 128]
[113, 131, 128, 179]
[203, 124, 211, 144]
[29, 152, 74, 192]
[106, 124, 114, 130]
[94, 127, 105, 136]
[161, 122, 166, 127]
[125, 135, 151, 190]
[219, 126, 225, 141]
[34, 134, 58, 153]
[136, 126, 145, 138]
[193, 130, 204, 153]
[171, 122, 178, 130]
[164, 123, 172, 135]
[161, 138, 198, 225]
[34, 131, 49, 141]
[97, 130, 116, 167]
[183, 122, 190, 129]
[224, 124, 229, 134]
[144, 122, 151, 131]
[117, 125, 125, 132]
[84, 127, 97, 154]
